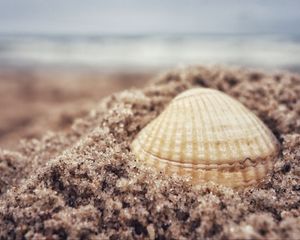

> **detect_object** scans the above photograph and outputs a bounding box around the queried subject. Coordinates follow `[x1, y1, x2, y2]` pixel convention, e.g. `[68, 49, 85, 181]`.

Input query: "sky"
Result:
[0, 0, 299, 35]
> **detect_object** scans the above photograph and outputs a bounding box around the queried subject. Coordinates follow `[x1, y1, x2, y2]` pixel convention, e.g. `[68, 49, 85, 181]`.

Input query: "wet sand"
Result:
[0, 66, 299, 239]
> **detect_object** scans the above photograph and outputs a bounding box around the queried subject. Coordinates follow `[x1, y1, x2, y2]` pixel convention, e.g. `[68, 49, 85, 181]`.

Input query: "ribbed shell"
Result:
[131, 88, 280, 188]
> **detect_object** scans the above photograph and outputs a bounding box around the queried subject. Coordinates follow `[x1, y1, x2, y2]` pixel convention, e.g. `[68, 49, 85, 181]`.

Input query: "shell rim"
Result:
[132, 137, 280, 172]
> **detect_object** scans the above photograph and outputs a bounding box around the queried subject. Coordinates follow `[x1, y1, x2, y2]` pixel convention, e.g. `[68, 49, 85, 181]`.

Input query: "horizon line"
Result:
[0, 31, 299, 37]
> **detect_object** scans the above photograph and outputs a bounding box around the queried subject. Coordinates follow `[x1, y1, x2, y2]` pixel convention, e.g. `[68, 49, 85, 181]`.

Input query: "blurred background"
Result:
[0, 0, 300, 149]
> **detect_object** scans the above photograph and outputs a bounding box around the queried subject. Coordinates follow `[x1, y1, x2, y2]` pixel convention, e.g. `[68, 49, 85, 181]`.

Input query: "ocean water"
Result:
[0, 33, 300, 71]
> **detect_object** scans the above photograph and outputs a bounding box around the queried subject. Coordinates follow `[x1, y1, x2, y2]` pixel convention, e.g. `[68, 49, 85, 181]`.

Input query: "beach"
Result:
[0, 67, 154, 149]
[0, 65, 299, 239]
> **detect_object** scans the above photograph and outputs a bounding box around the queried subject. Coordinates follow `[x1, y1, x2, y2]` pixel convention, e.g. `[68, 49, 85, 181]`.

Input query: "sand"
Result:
[0, 68, 153, 149]
[0, 66, 299, 239]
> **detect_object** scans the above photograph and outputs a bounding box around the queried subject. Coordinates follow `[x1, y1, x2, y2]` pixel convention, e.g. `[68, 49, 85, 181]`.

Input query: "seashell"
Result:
[131, 88, 280, 188]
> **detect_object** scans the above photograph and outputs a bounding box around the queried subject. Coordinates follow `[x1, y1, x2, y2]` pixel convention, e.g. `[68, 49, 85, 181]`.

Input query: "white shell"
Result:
[131, 88, 280, 188]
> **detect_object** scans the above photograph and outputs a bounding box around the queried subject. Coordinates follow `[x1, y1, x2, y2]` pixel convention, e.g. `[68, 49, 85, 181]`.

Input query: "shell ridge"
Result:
[193, 96, 205, 160]
[168, 104, 181, 176]
[216, 95, 250, 183]
[195, 96, 209, 181]
[237, 102, 273, 149]
[221, 95, 244, 162]
[138, 109, 169, 167]
[188, 96, 199, 181]
[200, 95, 212, 163]
[153, 106, 174, 161]
[166, 102, 181, 175]
[178, 99, 186, 177]
[224, 95, 266, 181]
[213, 93, 234, 162]
[156, 103, 175, 174]
[244, 107, 277, 155]
[211, 94, 236, 182]
[139, 120, 156, 147]
[211, 96, 231, 161]
[145, 110, 169, 154]
[206, 94, 219, 162]
[245, 110, 280, 178]
[205, 94, 226, 181]
[224, 96, 255, 160]
[235, 104, 273, 180]
[252, 113, 278, 151]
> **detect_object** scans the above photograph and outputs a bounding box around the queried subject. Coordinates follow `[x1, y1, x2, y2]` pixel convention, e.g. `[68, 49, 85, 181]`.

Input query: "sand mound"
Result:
[0, 66, 299, 239]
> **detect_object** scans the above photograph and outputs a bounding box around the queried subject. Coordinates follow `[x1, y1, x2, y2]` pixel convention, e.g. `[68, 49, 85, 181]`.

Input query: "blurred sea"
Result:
[0, 33, 300, 71]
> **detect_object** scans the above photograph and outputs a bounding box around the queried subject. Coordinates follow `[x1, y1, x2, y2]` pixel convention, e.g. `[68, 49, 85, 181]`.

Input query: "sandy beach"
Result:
[0, 68, 154, 149]
[0, 65, 299, 239]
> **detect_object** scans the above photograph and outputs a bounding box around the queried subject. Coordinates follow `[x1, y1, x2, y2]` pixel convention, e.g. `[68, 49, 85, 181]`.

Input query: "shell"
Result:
[131, 88, 280, 188]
